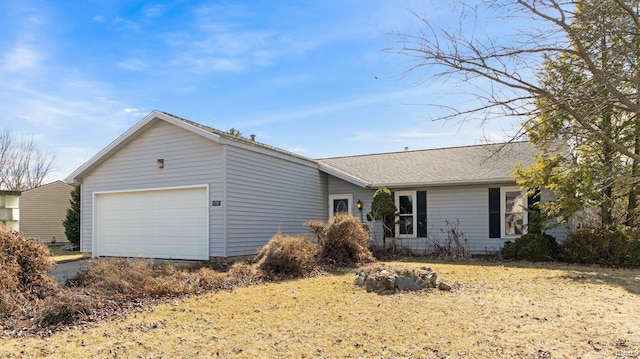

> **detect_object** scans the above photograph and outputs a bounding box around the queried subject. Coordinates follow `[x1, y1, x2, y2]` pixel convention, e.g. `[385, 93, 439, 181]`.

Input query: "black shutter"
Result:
[489, 188, 501, 238]
[417, 191, 427, 237]
[528, 190, 540, 208]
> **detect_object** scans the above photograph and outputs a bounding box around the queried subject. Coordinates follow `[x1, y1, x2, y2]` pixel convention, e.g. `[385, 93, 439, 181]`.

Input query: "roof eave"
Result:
[371, 177, 517, 189]
[318, 163, 370, 188]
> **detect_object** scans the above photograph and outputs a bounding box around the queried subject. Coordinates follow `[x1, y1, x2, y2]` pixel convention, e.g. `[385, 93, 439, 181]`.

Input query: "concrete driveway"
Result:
[50, 259, 89, 285]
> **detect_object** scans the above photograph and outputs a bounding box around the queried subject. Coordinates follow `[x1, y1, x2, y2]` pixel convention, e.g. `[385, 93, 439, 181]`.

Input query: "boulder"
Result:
[355, 266, 441, 293]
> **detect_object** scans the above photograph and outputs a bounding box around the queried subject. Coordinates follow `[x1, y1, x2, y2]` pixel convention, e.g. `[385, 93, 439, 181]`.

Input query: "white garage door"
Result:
[95, 186, 209, 260]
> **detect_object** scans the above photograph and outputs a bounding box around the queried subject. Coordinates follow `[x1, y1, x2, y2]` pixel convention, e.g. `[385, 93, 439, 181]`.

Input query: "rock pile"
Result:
[354, 266, 451, 293]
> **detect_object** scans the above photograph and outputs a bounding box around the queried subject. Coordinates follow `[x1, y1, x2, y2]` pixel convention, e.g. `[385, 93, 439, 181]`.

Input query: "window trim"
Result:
[500, 186, 528, 238]
[328, 194, 353, 218]
[395, 191, 417, 238]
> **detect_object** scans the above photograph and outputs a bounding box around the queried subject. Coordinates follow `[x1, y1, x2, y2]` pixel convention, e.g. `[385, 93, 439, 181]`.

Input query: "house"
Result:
[66, 110, 569, 260]
[318, 144, 571, 254]
[19, 180, 74, 243]
[0, 190, 20, 231]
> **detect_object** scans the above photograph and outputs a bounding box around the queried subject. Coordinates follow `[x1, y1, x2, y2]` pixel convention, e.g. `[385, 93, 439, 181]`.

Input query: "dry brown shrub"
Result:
[255, 233, 317, 278]
[196, 267, 228, 290]
[73, 258, 193, 298]
[0, 226, 58, 319]
[306, 212, 375, 267]
[226, 261, 265, 285]
[37, 289, 96, 328]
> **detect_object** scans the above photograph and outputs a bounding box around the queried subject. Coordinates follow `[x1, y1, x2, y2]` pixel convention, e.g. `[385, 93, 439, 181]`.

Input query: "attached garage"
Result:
[94, 186, 209, 260]
[66, 111, 328, 259]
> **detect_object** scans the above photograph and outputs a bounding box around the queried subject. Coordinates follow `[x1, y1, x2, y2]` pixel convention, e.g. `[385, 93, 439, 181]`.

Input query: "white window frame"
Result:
[500, 186, 528, 238]
[328, 194, 353, 218]
[395, 191, 417, 238]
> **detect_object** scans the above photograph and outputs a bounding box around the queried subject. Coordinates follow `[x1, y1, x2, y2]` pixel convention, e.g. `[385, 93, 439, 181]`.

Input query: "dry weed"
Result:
[0, 226, 58, 320]
[307, 212, 375, 267]
[255, 233, 317, 278]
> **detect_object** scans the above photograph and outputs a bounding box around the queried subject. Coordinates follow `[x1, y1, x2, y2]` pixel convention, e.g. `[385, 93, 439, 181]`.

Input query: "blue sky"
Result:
[0, 1, 520, 182]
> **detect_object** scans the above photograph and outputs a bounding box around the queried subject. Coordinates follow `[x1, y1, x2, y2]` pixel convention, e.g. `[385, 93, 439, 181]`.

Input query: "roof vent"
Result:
[250, 134, 256, 141]
[404, 147, 409, 151]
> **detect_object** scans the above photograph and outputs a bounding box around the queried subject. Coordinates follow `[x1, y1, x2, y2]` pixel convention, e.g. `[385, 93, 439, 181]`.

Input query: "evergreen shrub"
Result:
[503, 233, 559, 262]
[561, 226, 640, 267]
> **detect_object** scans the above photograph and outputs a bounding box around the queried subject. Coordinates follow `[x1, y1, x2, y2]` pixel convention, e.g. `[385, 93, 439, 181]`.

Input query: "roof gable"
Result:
[65, 111, 317, 183]
[22, 180, 73, 194]
[317, 142, 536, 188]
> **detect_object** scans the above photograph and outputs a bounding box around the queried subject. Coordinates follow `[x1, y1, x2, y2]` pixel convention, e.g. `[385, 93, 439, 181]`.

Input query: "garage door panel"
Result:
[95, 187, 209, 260]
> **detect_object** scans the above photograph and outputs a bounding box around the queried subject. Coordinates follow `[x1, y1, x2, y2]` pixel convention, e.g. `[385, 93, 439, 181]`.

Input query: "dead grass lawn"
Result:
[1, 260, 639, 358]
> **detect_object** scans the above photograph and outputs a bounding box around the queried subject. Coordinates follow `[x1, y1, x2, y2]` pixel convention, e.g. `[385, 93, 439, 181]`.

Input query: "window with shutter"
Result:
[489, 187, 528, 238]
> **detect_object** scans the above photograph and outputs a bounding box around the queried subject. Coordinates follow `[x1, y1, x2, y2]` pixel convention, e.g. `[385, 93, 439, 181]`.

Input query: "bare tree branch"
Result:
[0, 129, 55, 191]
[390, 0, 640, 161]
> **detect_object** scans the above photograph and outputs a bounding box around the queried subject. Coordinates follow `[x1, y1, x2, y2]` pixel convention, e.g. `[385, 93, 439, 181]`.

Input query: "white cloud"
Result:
[117, 59, 149, 71]
[112, 16, 140, 32]
[143, 4, 164, 18]
[170, 54, 244, 72]
[121, 107, 147, 118]
[2, 46, 40, 71]
[271, 74, 310, 86]
[230, 88, 428, 127]
[210, 58, 244, 71]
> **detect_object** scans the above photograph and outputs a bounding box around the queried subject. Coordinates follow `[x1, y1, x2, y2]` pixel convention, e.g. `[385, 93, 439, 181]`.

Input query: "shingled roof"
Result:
[66, 110, 538, 189]
[317, 141, 537, 188]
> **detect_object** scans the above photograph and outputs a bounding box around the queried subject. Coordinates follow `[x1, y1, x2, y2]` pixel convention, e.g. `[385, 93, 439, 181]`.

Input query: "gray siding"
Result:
[20, 181, 74, 243]
[367, 185, 496, 254]
[327, 175, 379, 239]
[225, 146, 327, 256]
[426, 185, 497, 254]
[365, 184, 570, 254]
[327, 176, 374, 219]
[541, 188, 572, 241]
[80, 121, 226, 256]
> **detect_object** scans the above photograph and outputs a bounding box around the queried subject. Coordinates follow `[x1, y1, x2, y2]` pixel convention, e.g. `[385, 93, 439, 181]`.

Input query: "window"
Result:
[395, 191, 417, 237]
[500, 187, 528, 237]
[328, 194, 353, 218]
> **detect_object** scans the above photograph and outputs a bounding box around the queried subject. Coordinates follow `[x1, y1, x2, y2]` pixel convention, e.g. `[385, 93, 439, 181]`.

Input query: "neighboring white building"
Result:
[66, 110, 570, 260]
[0, 190, 20, 231]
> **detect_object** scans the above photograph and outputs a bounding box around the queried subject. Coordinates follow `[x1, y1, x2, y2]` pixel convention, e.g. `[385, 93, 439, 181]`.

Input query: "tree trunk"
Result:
[601, 112, 615, 226]
[627, 115, 640, 227]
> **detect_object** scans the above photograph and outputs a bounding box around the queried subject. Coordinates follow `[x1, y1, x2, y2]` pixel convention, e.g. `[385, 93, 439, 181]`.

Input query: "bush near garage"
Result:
[0, 226, 59, 320]
[255, 233, 317, 278]
[306, 212, 375, 267]
[503, 233, 560, 262]
[560, 225, 640, 267]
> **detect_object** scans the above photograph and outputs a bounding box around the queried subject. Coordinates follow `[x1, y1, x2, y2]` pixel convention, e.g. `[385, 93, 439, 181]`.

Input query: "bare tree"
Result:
[390, 0, 640, 160]
[0, 129, 54, 191]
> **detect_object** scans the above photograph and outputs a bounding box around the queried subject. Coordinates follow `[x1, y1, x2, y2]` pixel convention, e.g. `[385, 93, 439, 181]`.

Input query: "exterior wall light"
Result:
[157, 159, 164, 169]
[357, 199, 363, 222]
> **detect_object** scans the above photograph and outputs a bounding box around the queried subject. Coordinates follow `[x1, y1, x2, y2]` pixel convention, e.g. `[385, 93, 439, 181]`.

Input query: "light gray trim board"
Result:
[222, 144, 228, 257]
[318, 162, 369, 188]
